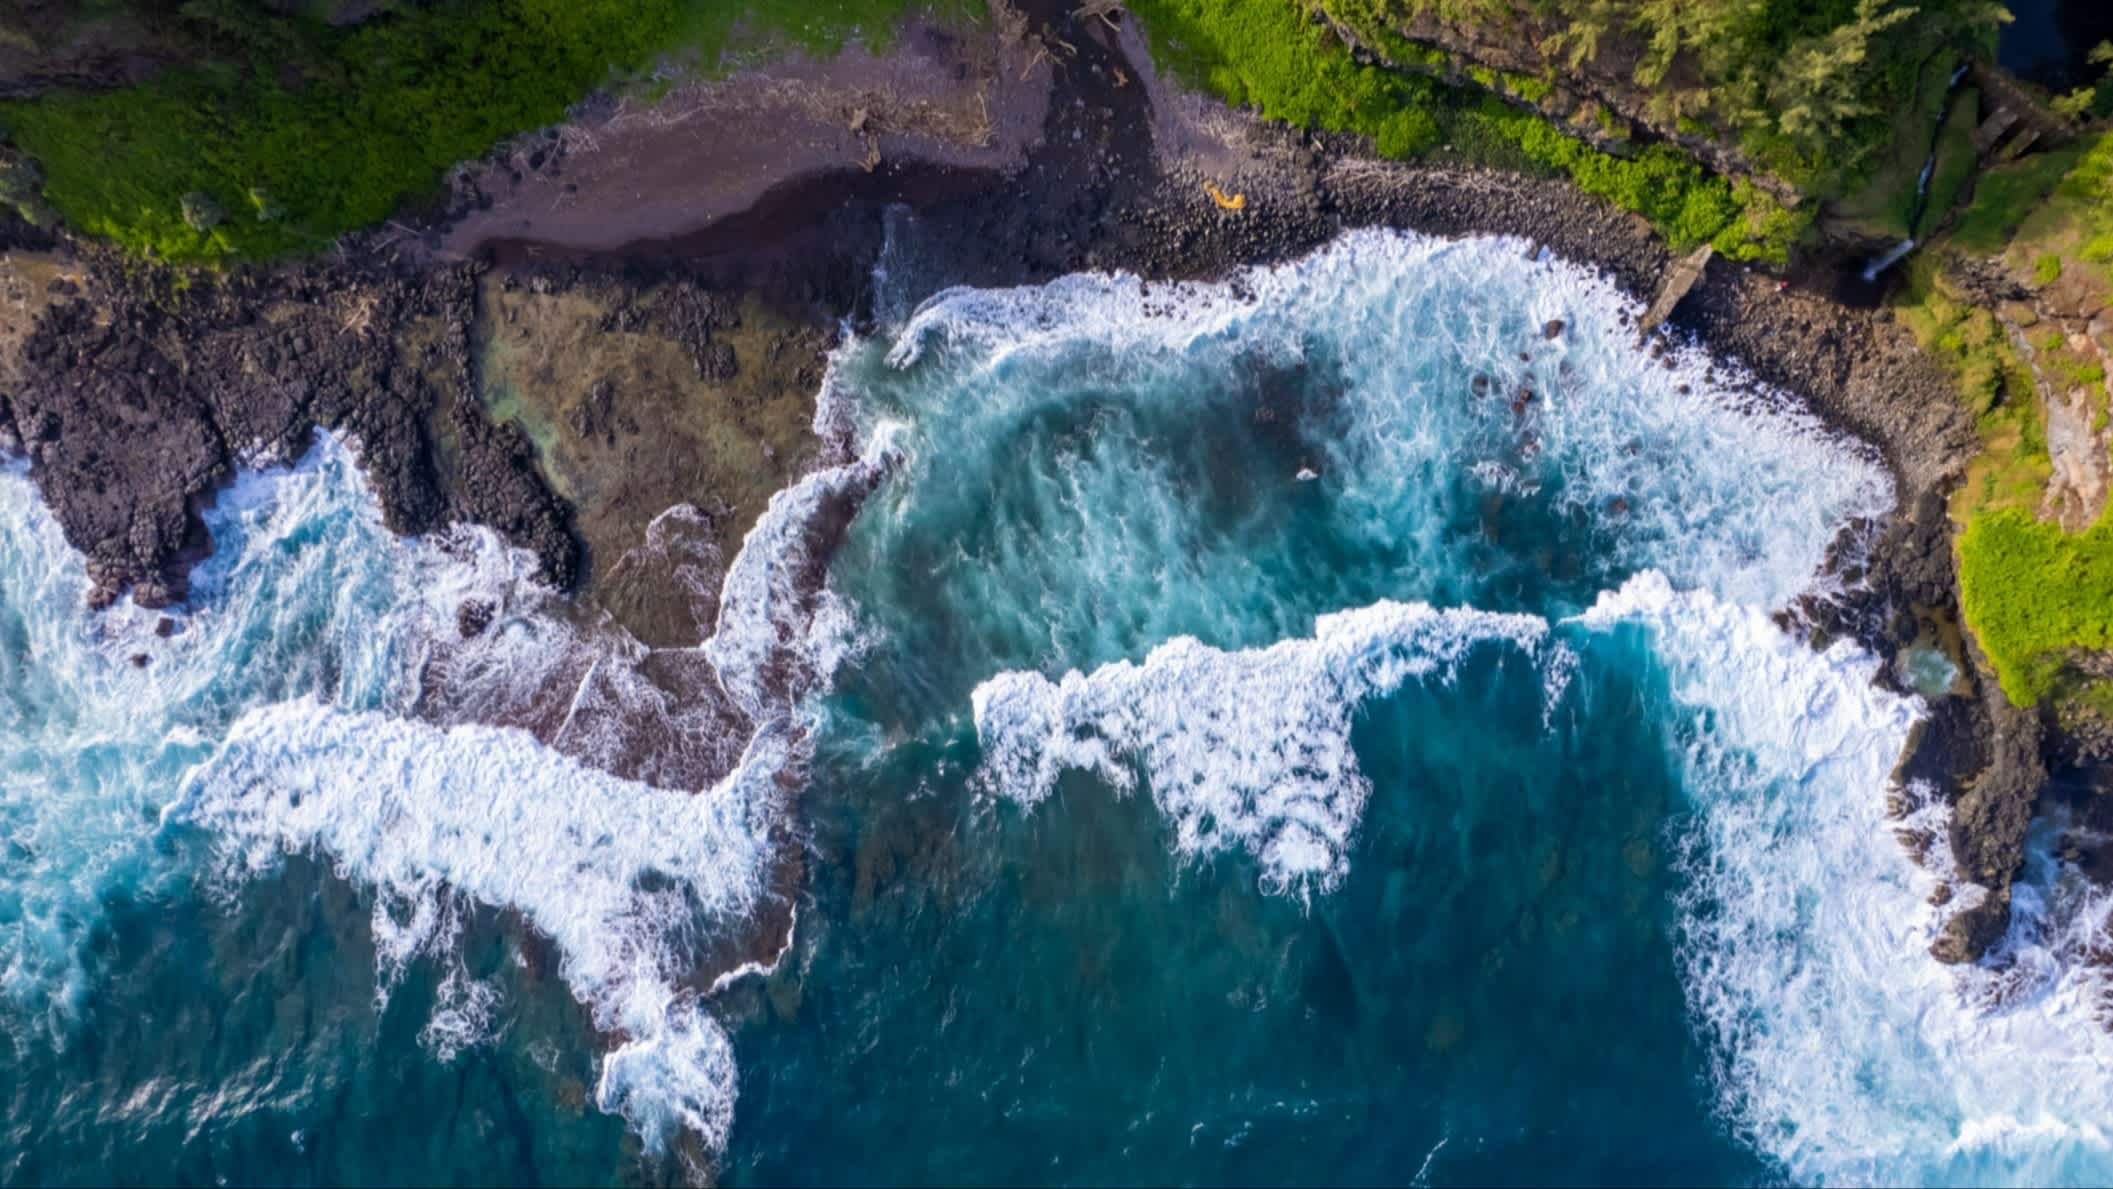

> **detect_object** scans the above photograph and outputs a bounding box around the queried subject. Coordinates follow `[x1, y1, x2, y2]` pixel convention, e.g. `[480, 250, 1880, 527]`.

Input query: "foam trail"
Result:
[1579, 571, 2113, 1187]
[703, 422, 901, 723]
[167, 702, 779, 1151]
[0, 416, 874, 1159]
[0, 435, 530, 1036]
[973, 602, 1550, 893]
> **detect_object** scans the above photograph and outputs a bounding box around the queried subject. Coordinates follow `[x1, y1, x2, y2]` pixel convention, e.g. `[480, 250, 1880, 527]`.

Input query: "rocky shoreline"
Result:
[0, 0, 2040, 961]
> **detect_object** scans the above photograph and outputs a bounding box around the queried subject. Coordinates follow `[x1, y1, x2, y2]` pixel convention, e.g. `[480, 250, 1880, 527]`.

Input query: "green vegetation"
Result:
[1919, 130, 2113, 709]
[1952, 143, 2087, 255]
[2010, 133, 2113, 276]
[1500, 70, 1551, 103]
[0, 0, 969, 261]
[1897, 256, 2029, 418]
[1128, 0, 1802, 258]
[1326, 0, 2006, 194]
[1916, 85, 1978, 238]
[1827, 51, 1959, 240]
[1959, 511, 2113, 705]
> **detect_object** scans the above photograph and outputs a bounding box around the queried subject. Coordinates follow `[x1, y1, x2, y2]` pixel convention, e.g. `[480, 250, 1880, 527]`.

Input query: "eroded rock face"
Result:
[0, 249, 79, 452]
[3, 255, 577, 606]
[1939, 682, 2047, 962]
[2039, 379, 2109, 531]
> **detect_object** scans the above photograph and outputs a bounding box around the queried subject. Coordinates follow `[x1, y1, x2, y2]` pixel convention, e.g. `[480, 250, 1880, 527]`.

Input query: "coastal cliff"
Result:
[0, 0, 2105, 972]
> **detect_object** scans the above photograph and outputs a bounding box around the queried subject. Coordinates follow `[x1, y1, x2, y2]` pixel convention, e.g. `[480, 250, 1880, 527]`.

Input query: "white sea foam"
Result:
[879, 228, 1891, 612]
[166, 701, 776, 1150]
[0, 422, 858, 1156]
[703, 424, 901, 723]
[0, 436, 510, 1035]
[154, 420, 875, 1156]
[1579, 571, 2113, 1186]
[848, 225, 2113, 1185]
[972, 601, 1550, 892]
[421, 965, 504, 1064]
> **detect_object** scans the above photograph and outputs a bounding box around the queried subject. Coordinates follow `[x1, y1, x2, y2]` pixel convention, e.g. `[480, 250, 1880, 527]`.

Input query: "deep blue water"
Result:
[1999, 0, 2113, 90]
[4, 230, 2113, 1187]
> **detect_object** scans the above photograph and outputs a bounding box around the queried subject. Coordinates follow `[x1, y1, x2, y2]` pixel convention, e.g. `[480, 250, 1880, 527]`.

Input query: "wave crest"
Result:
[971, 601, 1551, 893]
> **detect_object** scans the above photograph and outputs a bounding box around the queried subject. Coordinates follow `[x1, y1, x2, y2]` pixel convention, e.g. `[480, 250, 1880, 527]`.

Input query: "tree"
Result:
[1768, 0, 1916, 152]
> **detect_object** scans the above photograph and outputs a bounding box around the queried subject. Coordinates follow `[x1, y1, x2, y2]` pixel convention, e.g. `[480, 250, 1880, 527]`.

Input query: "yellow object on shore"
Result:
[1204, 183, 1247, 211]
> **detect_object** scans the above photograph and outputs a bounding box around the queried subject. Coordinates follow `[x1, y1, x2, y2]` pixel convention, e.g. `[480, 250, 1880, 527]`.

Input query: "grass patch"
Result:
[1953, 140, 2087, 255]
[2006, 133, 2113, 290]
[1916, 85, 1978, 237]
[1127, 0, 1800, 260]
[1959, 511, 2113, 704]
[0, 0, 972, 262]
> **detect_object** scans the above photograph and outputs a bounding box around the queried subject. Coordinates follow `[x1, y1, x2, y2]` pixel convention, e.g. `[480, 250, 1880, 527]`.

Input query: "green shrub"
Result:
[1129, 0, 1795, 260]
[0, 0, 968, 262]
[1713, 181, 1812, 263]
[1953, 142, 2086, 255]
[1960, 510, 2113, 705]
[1501, 70, 1551, 103]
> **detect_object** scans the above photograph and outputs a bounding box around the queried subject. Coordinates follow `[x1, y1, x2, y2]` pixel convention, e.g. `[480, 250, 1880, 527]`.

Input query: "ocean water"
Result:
[4, 228, 2113, 1185]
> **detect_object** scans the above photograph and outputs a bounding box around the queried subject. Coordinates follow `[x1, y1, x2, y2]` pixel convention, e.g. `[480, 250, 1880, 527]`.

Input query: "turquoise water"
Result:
[6, 229, 2113, 1185]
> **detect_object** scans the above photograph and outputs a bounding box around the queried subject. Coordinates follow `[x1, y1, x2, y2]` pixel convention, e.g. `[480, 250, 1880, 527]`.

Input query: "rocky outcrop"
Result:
[1, 251, 576, 607]
[1934, 663, 2047, 962]
[471, 269, 833, 646]
[1638, 244, 1713, 338]
[2039, 377, 2109, 530]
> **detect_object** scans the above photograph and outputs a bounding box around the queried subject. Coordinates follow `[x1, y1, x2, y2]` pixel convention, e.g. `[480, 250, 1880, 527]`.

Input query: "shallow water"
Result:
[4, 229, 2113, 1186]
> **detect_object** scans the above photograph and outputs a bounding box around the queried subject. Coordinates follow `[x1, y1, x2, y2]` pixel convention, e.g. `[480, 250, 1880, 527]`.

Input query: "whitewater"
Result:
[819, 227, 2113, 1186]
[0, 425, 855, 1163]
[4, 226, 2113, 1185]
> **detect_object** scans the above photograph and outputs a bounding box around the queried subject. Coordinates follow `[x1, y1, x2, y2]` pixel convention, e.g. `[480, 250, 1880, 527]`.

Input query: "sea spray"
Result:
[153, 410, 896, 1160]
[813, 227, 2113, 1184]
[971, 602, 1552, 892]
[1587, 573, 2113, 1186]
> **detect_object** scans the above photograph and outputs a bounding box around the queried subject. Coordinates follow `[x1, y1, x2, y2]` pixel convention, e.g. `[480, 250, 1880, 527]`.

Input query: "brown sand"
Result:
[441, 15, 1054, 257]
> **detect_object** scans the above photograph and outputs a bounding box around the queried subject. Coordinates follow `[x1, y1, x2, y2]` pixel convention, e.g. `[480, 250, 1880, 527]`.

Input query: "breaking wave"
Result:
[1589, 574, 2113, 1186]
[167, 703, 777, 1150]
[0, 423, 870, 1161]
[971, 602, 1554, 892]
[824, 228, 2113, 1184]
